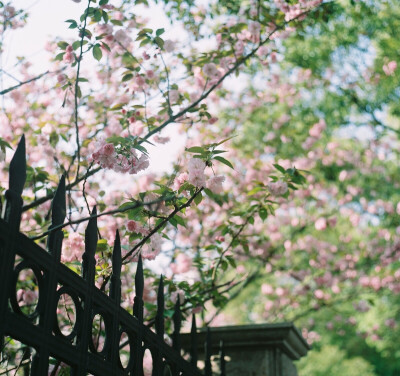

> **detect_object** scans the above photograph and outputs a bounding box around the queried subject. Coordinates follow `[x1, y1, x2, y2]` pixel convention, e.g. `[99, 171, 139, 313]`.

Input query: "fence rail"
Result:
[0, 136, 225, 376]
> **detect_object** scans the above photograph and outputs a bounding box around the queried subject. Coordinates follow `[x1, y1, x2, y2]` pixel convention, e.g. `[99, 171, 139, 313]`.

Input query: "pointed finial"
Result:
[9, 135, 26, 196]
[112, 230, 122, 279]
[135, 254, 144, 299]
[155, 275, 165, 337]
[110, 230, 122, 304]
[172, 298, 181, 352]
[190, 314, 198, 366]
[51, 175, 66, 227]
[82, 206, 98, 281]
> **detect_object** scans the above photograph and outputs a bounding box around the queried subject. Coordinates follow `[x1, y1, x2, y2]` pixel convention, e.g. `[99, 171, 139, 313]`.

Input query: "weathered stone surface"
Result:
[181, 323, 309, 376]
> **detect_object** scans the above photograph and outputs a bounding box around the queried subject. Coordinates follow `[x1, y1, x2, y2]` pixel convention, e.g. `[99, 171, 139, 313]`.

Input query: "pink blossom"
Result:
[234, 40, 244, 56]
[171, 289, 185, 304]
[315, 217, 327, 231]
[164, 40, 175, 52]
[309, 119, 326, 138]
[153, 135, 170, 144]
[206, 175, 225, 194]
[146, 70, 155, 79]
[170, 253, 192, 274]
[126, 220, 142, 233]
[383, 61, 397, 76]
[21, 290, 37, 305]
[174, 172, 189, 190]
[63, 52, 74, 64]
[62, 233, 85, 262]
[248, 21, 261, 35]
[267, 180, 288, 196]
[188, 158, 206, 187]
[203, 63, 219, 77]
[314, 289, 324, 299]
[141, 233, 163, 260]
[135, 75, 146, 86]
[264, 300, 274, 311]
[261, 284, 274, 295]
[169, 89, 179, 103]
[103, 143, 115, 156]
[385, 318, 397, 329]
[114, 29, 131, 47]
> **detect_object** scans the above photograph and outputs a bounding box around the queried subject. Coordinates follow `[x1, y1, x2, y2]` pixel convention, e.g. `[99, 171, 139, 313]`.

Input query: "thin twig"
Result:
[29, 194, 174, 240]
[122, 188, 203, 262]
[0, 69, 65, 96]
[73, 0, 92, 181]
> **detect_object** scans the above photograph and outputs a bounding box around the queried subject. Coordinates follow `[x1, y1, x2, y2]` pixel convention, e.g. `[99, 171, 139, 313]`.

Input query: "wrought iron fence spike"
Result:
[112, 229, 122, 278]
[135, 254, 144, 299]
[172, 298, 181, 353]
[82, 206, 97, 281]
[9, 134, 26, 197]
[156, 275, 165, 337]
[51, 174, 66, 227]
[110, 230, 122, 304]
[190, 314, 198, 367]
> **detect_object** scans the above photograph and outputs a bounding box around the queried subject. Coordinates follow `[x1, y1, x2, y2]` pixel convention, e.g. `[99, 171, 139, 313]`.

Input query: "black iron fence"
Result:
[0, 136, 225, 375]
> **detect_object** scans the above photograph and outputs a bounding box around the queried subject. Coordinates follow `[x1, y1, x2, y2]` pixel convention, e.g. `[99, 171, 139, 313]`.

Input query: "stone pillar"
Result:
[180, 323, 310, 376]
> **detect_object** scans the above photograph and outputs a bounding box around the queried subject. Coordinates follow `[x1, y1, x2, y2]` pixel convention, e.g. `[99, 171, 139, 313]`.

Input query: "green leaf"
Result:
[156, 28, 165, 36]
[122, 73, 133, 82]
[57, 41, 69, 50]
[215, 135, 237, 146]
[186, 146, 204, 153]
[247, 186, 263, 196]
[174, 215, 187, 228]
[155, 36, 164, 48]
[169, 217, 178, 228]
[273, 164, 286, 174]
[94, 9, 102, 22]
[214, 156, 234, 169]
[65, 19, 78, 29]
[226, 256, 236, 268]
[220, 260, 228, 271]
[96, 239, 109, 251]
[0, 139, 12, 149]
[259, 208, 268, 221]
[72, 40, 82, 50]
[194, 192, 203, 205]
[54, 53, 64, 61]
[102, 10, 109, 23]
[110, 103, 125, 110]
[101, 42, 111, 51]
[92, 44, 102, 61]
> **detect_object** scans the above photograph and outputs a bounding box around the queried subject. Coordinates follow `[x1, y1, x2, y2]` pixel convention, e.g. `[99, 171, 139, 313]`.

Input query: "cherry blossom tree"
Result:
[1, 0, 399, 374]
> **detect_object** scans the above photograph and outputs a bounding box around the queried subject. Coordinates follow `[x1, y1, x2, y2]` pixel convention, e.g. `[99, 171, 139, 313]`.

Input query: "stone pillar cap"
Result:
[181, 322, 310, 360]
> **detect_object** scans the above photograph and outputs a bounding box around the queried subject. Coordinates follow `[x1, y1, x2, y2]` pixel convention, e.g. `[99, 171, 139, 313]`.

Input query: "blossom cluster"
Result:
[174, 158, 225, 194]
[126, 220, 163, 261]
[91, 139, 149, 175]
[274, 0, 323, 21]
[267, 180, 288, 196]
